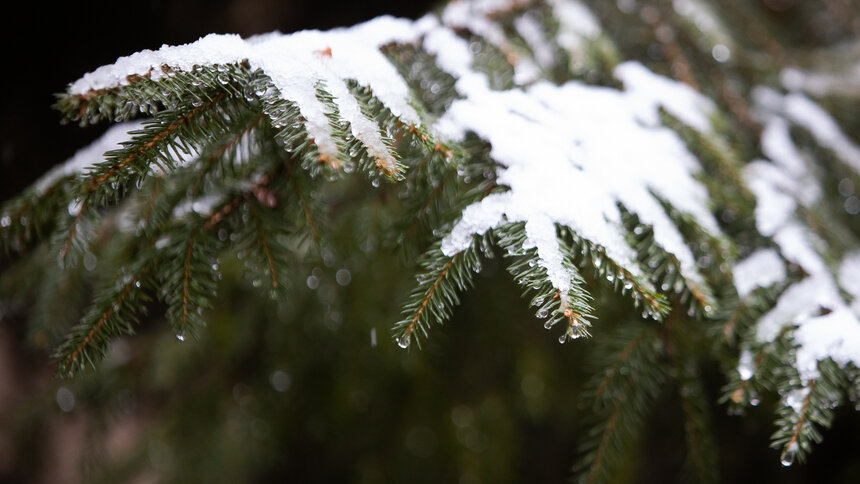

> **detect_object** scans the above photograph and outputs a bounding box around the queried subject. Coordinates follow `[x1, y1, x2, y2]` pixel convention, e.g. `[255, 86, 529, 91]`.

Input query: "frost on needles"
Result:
[2, 0, 860, 472]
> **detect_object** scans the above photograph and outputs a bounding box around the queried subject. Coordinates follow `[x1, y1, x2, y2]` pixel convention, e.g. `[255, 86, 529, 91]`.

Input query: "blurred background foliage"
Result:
[1, 0, 860, 483]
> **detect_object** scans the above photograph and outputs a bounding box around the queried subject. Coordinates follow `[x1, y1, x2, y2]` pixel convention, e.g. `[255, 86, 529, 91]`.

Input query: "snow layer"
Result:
[754, 87, 860, 175]
[34, 121, 145, 195]
[62, 1, 859, 377]
[733, 248, 785, 299]
[69, 17, 424, 172]
[428, 23, 718, 295]
[744, 88, 860, 381]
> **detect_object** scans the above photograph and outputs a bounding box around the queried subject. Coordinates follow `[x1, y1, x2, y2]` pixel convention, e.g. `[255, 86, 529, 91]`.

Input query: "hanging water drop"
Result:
[536, 308, 548, 319]
[83, 252, 97, 272]
[396, 333, 411, 349]
[0, 216, 10, 228]
[780, 443, 797, 467]
[544, 320, 553, 329]
[176, 331, 185, 342]
[558, 334, 567, 344]
[371, 178, 381, 188]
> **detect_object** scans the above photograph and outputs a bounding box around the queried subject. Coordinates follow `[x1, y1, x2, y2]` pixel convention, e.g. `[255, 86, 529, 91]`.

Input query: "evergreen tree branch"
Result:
[392, 234, 488, 349]
[575, 323, 667, 484]
[55, 261, 153, 375]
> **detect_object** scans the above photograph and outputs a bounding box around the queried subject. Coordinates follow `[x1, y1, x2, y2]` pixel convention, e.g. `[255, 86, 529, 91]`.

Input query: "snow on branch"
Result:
[742, 86, 860, 383]
[37, 0, 860, 373]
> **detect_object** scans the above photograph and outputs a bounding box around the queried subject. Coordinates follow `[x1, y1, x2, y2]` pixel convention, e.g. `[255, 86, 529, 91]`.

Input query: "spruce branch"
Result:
[392, 234, 489, 349]
[574, 323, 668, 484]
[771, 359, 846, 466]
[0, 179, 70, 254]
[558, 226, 669, 322]
[54, 260, 154, 375]
[618, 204, 716, 319]
[495, 222, 595, 342]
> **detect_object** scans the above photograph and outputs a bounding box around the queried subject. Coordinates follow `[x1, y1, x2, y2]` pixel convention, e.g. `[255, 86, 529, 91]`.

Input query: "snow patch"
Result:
[733, 248, 785, 299]
[434, 15, 719, 296]
[34, 121, 145, 195]
[744, 88, 860, 382]
[69, 18, 424, 171]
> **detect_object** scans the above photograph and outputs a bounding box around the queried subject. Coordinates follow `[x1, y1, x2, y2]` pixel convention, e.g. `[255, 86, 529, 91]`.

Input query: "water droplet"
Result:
[336, 268, 351, 286]
[134, 280, 142, 288]
[543, 320, 553, 329]
[558, 334, 567, 344]
[711, 44, 731, 63]
[0, 216, 10, 227]
[536, 308, 548, 318]
[83, 252, 97, 272]
[838, 178, 854, 197]
[348, 146, 360, 157]
[371, 178, 381, 188]
[68, 198, 83, 216]
[56, 387, 75, 412]
[534, 296, 544, 306]
[270, 370, 291, 392]
[343, 161, 355, 173]
[780, 443, 797, 467]
[396, 333, 411, 349]
[175, 331, 185, 342]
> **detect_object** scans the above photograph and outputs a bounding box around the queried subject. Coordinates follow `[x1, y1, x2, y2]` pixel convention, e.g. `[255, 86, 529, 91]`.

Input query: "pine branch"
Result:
[668, 317, 720, 484]
[574, 323, 668, 484]
[0, 179, 70, 255]
[618, 204, 716, 319]
[558, 226, 669, 321]
[496, 222, 595, 342]
[54, 261, 153, 375]
[771, 358, 846, 466]
[58, 91, 252, 264]
[392, 234, 489, 349]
